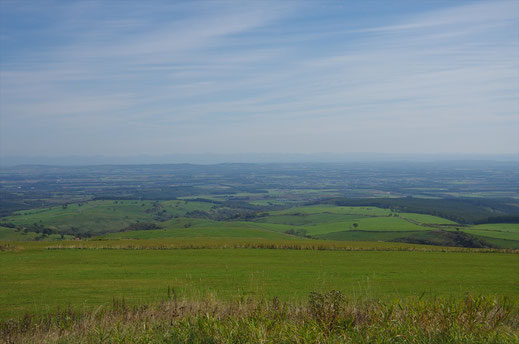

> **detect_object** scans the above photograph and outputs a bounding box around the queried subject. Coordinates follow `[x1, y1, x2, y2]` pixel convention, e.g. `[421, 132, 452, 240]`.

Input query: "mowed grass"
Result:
[256, 206, 444, 236]
[258, 216, 433, 236]
[463, 223, 519, 240]
[304, 217, 432, 235]
[1, 243, 518, 319]
[317, 230, 424, 242]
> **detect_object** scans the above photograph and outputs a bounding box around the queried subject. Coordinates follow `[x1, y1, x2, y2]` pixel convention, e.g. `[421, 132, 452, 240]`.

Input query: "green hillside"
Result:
[101, 218, 296, 240]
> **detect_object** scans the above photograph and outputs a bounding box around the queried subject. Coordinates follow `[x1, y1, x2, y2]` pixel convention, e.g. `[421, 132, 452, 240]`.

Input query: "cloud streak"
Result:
[1, 0, 518, 157]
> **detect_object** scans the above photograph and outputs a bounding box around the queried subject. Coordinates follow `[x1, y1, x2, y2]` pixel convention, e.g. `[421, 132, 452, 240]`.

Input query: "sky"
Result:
[1, 0, 518, 160]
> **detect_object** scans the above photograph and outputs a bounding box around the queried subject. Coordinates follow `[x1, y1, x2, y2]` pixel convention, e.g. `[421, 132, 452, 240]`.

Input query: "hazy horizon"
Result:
[1, 1, 518, 158]
[1, 152, 518, 167]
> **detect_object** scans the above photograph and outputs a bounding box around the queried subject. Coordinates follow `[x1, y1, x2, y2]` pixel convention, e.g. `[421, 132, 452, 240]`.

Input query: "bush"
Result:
[308, 290, 345, 330]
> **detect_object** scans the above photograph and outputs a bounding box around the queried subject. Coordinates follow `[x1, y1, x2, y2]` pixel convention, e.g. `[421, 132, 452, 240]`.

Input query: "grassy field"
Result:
[256, 206, 432, 234]
[257, 206, 519, 246]
[101, 218, 295, 240]
[309, 217, 433, 234]
[0, 226, 69, 241]
[317, 230, 426, 241]
[0, 226, 40, 241]
[316, 229, 519, 248]
[1, 241, 518, 319]
[269, 205, 392, 216]
[399, 213, 457, 224]
[1, 200, 215, 234]
[2, 202, 518, 248]
[463, 223, 519, 240]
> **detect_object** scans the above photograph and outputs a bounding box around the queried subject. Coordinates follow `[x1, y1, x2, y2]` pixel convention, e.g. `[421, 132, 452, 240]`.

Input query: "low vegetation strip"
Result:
[2, 292, 517, 343]
[33, 238, 519, 254]
[43, 243, 519, 254]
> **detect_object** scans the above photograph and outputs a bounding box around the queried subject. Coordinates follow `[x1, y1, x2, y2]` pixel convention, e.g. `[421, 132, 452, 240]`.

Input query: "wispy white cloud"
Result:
[1, 0, 517, 156]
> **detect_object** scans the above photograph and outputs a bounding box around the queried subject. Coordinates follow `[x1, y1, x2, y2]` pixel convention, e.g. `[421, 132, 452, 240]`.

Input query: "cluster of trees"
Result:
[180, 200, 278, 221]
[0, 221, 17, 228]
[185, 208, 258, 221]
[284, 228, 314, 239]
[28, 223, 56, 235]
[475, 215, 519, 224]
[60, 226, 91, 239]
[393, 230, 493, 249]
[120, 222, 162, 232]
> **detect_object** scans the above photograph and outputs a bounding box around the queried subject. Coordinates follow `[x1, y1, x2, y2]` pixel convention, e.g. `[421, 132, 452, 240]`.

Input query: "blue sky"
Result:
[1, 0, 518, 158]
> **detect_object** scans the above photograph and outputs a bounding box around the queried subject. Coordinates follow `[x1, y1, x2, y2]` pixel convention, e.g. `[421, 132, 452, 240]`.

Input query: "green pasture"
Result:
[304, 216, 432, 235]
[1, 200, 214, 234]
[101, 218, 295, 240]
[463, 223, 519, 240]
[258, 206, 455, 236]
[470, 236, 519, 249]
[177, 195, 224, 201]
[0, 226, 71, 241]
[317, 230, 423, 242]
[462, 229, 519, 241]
[2, 203, 518, 247]
[0, 226, 40, 241]
[263, 188, 342, 200]
[318, 229, 519, 248]
[399, 213, 457, 224]
[1, 243, 518, 319]
[257, 216, 432, 236]
[248, 200, 298, 206]
[255, 213, 361, 226]
[269, 205, 391, 216]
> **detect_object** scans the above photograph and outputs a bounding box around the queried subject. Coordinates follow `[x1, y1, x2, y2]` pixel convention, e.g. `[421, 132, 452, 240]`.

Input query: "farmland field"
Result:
[101, 219, 296, 240]
[1, 241, 518, 319]
[399, 213, 457, 224]
[1, 200, 215, 234]
[462, 223, 519, 240]
[2, 200, 519, 248]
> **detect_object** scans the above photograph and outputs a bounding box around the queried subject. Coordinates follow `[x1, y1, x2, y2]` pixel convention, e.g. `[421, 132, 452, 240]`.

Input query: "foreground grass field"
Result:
[1, 240, 518, 320]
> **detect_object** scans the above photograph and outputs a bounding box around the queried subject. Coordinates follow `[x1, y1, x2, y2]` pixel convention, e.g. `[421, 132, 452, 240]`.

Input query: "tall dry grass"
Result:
[42, 239, 519, 254]
[2, 292, 517, 343]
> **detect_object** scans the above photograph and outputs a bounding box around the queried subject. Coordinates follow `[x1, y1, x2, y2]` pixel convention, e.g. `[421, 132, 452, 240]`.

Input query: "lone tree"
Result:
[352, 223, 359, 230]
